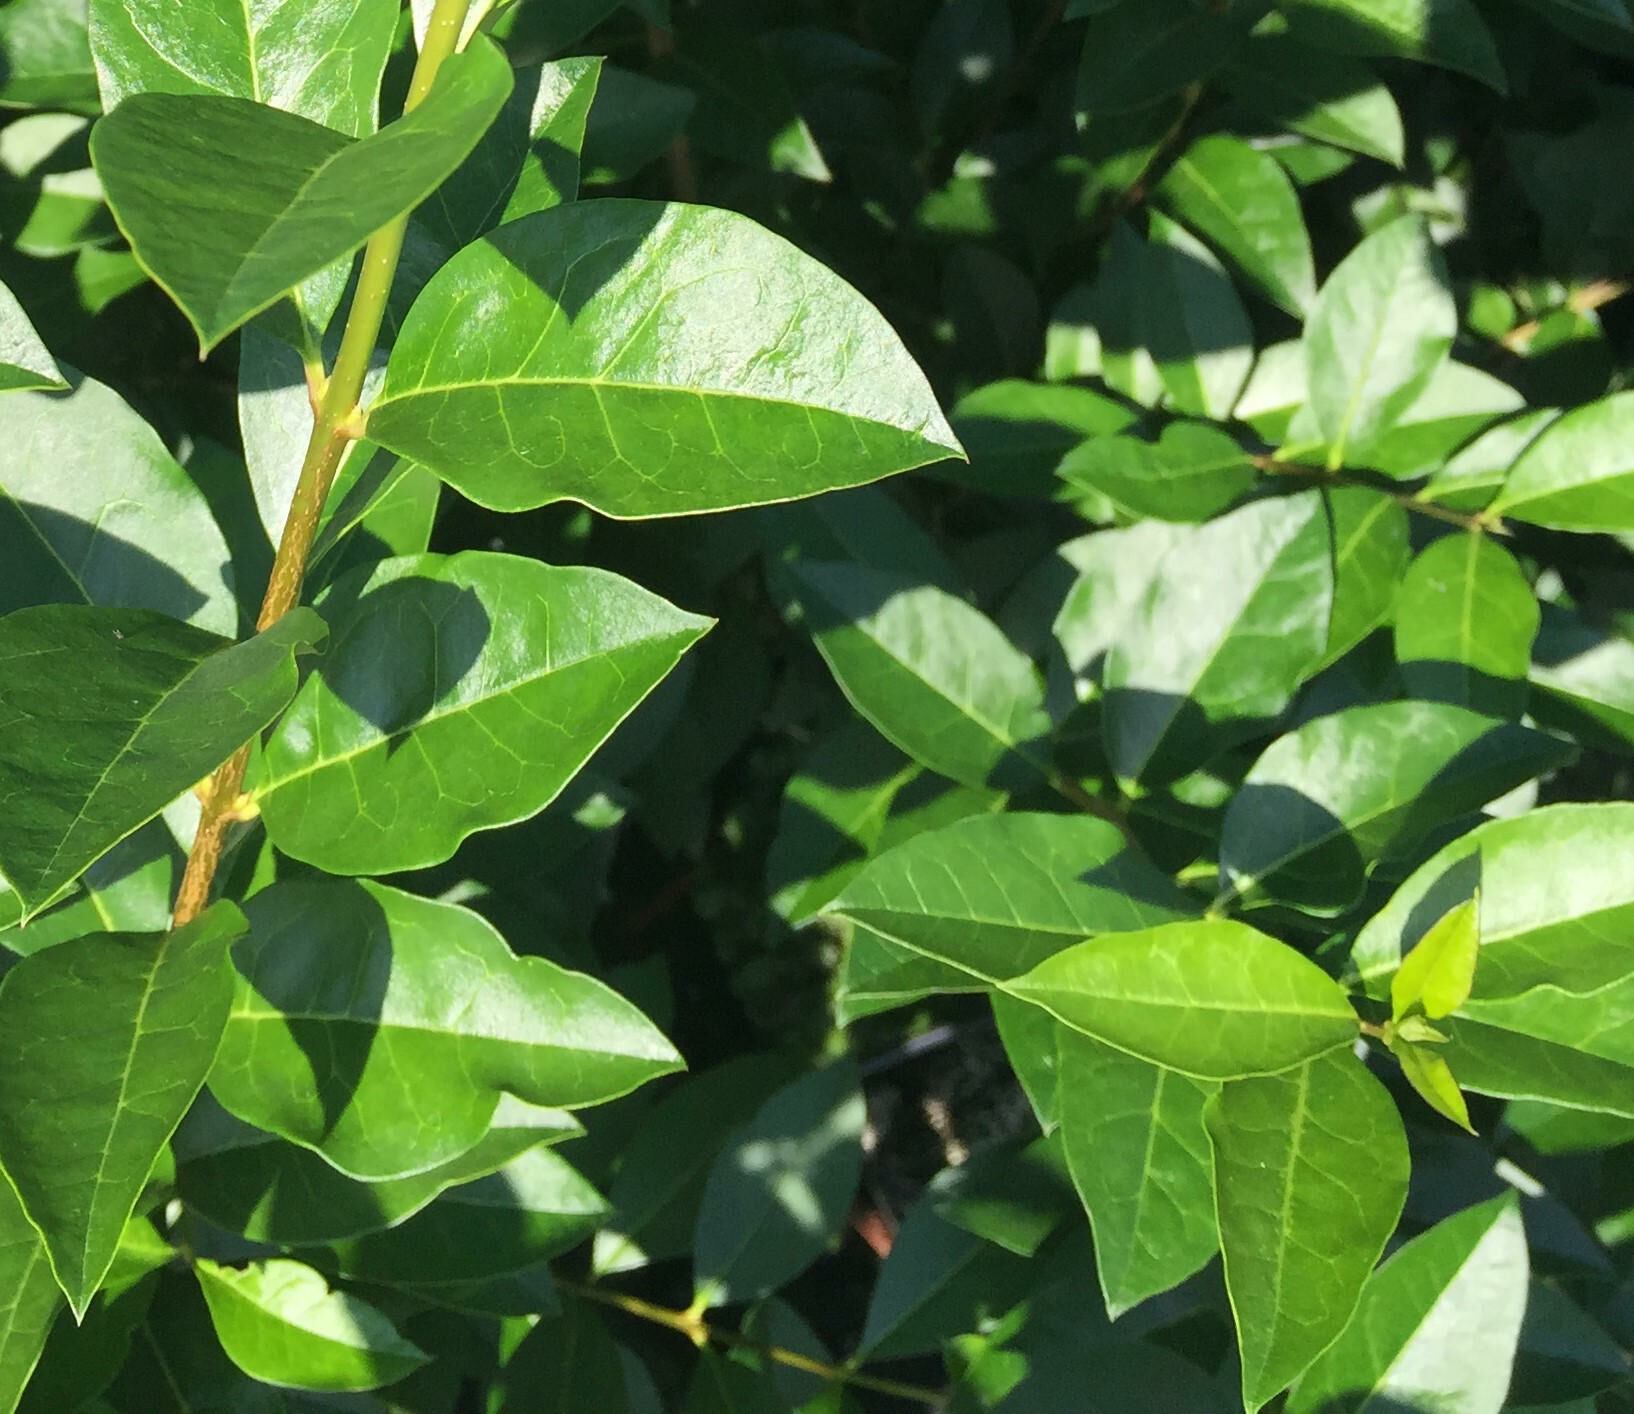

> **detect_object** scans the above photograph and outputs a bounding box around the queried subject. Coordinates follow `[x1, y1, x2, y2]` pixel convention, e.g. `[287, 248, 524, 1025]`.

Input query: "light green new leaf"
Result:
[1139, 212, 1254, 420]
[1057, 422, 1258, 524]
[827, 813, 1196, 996]
[367, 200, 962, 516]
[1395, 534, 1540, 717]
[0, 904, 245, 1316]
[90, 39, 513, 351]
[0, 281, 62, 394]
[1392, 894, 1480, 1021]
[89, 0, 398, 137]
[1304, 216, 1456, 468]
[1285, 1195, 1527, 1414]
[1219, 703, 1571, 912]
[1155, 134, 1317, 315]
[254, 552, 709, 876]
[1056, 1029, 1218, 1318]
[0, 374, 234, 630]
[209, 879, 682, 1181]
[1221, 33, 1405, 166]
[1209, 1050, 1410, 1411]
[1102, 490, 1333, 786]
[1279, 0, 1507, 91]
[0, 605, 324, 917]
[195, 1259, 427, 1393]
[176, 1093, 580, 1246]
[1002, 919, 1358, 1080]
[1490, 391, 1634, 531]
[693, 1060, 865, 1308]
[327, 1147, 609, 1286]
[0, 1181, 59, 1414]
[790, 561, 1050, 790]
[1391, 1039, 1475, 1131]
[1350, 802, 1634, 1000]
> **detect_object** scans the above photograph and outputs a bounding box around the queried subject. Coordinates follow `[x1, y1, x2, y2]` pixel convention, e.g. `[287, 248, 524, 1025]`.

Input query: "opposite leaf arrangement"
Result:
[2, 0, 1634, 1412]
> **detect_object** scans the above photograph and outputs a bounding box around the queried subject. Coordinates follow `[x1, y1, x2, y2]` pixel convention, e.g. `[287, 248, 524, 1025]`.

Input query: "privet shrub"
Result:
[1, 0, 1633, 1410]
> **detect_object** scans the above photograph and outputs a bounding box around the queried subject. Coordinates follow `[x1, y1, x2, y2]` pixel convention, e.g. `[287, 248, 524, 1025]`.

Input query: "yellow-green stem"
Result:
[171, 0, 474, 926]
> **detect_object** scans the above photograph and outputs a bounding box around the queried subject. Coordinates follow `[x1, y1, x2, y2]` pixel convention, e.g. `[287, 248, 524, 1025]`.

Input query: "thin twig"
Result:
[1254, 456, 1511, 537]
[1499, 278, 1629, 353]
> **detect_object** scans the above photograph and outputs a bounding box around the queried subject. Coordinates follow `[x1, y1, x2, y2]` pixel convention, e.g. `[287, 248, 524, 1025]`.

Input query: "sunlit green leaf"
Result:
[1279, 0, 1507, 91]
[0, 1180, 59, 1414]
[1392, 894, 1481, 1021]
[0, 280, 62, 393]
[1390, 1040, 1475, 1131]
[1057, 422, 1258, 524]
[1490, 391, 1634, 531]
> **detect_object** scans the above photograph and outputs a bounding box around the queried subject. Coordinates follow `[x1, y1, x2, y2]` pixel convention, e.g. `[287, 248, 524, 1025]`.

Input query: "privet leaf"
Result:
[0, 605, 324, 917]
[208, 880, 682, 1181]
[0, 280, 63, 393]
[1056, 1029, 1218, 1318]
[90, 40, 513, 350]
[1056, 422, 1258, 524]
[195, 1259, 428, 1393]
[1285, 1195, 1528, 1414]
[1208, 1050, 1411, 1410]
[0, 904, 245, 1316]
[1139, 212, 1254, 420]
[254, 552, 710, 875]
[367, 201, 963, 515]
[1490, 391, 1634, 531]
[1221, 33, 1405, 166]
[1390, 1040, 1475, 1131]
[1392, 894, 1481, 1021]
[1002, 919, 1358, 1080]
[1278, 0, 1507, 92]
[0, 1182, 60, 1414]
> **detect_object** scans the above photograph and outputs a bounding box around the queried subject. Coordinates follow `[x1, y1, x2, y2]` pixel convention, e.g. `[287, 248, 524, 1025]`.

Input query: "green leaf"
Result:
[1056, 421, 1258, 523]
[0, 904, 245, 1316]
[1423, 408, 1560, 513]
[1490, 391, 1634, 531]
[1002, 919, 1358, 1080]
[1390, 1039, 1475, 1131]
[0, 1180, 59, 1414]
[366, 200, 962, 516]
[1221, 33, 1405, 167]
[0, 606, 324, 917]
[693, 1059, 865, 1307]
[175, 1093, 580, 1246]
[0, 374, 234, 630]
[88, 0, 399, 137]
[1102, 490, 1334, 786]
[1155, 134, 1317, 315]
[208, 879, 683, 1181]
[1321, 487, 1410, 666]
[947, 380, 1136, 500]
[1303, 215, 1456, 467]
[90, 39, 513, 351]
[1138, 212, 1253, 420]
[580, 64, 694, 184]
[194, 1259, 427, 1393]
[994, 992, 1062, 1130]
[1056, 1029, 1217, 1318]
[0, 280, 62, 393]
[933, 1134, 1072, 1257]
[1344, 360, 1524, 480]
[1395, 534, 1540, 717]
[1075, 0, 1269, 113]
[253, 551, 709, 875]
[1208, 1050, 1410, 1410]
[1285, 1195, 1528, 1414]
[827, 812, 1196, 992]
[492, 1297, 629, 1413]
[1392, 894, 1481, 1021]
[789, 561, 1050, 791]
[325, 1146, 609, 1286]
[0, 0, 96, 112]
[1279, 0, 1507, 91]
[1530, 601, 1634, 751]
[1219, 703, 1571, 912]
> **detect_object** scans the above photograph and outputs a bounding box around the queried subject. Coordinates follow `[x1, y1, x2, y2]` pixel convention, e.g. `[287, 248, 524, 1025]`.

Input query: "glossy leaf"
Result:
[1279, 0, 1507, 91]
[1002, 919, 1358, 1080]
[90, 40, 513, 351]
[0, 904, 244, 1316]
[693, 1060, 865, 1307]
[948, 379, 1136, 499]
[89, 0, 399, 137]
[209, 879, 683, 1181]
[0, 1181, 59, 1414]
[1392, 894, 1480, 1021]
[1155, 134, 1317, 314]
[1345, 359, 1523, 480]
[826, 812, 1195, 990]
[1057, 422, 1257, 523]
[0, 280, 62, 393]
[254, 551, 709, 875]
[1221, 33, 1405, 166]
[195, 1259, 427, 1392]
[1102, 490, 1333, 786]
[1209, 1050, 1411, 1410]
[1321, 487, 1411, 666]
[1056, 1029, 1217, 1318]
[1285, 1195, 1528, 1414]
[1391, 1040, 1475, 1131]
[1304, 216, 1456, 467]
[367, 200, 962, 515]
[790, 561, 1050, 790]
[0, 606, 323, 917]
[0, 374, 234, 630]
[0, 0, 96, 111]
[1075, 0, 1268, 113]
[1490, 391, 1634, 531]
[1395, 534, 1540, 717]
[492, 1297, 629, 1413]
[1139, 212, 1253, 420]
[1219, 703, 1571, 911]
